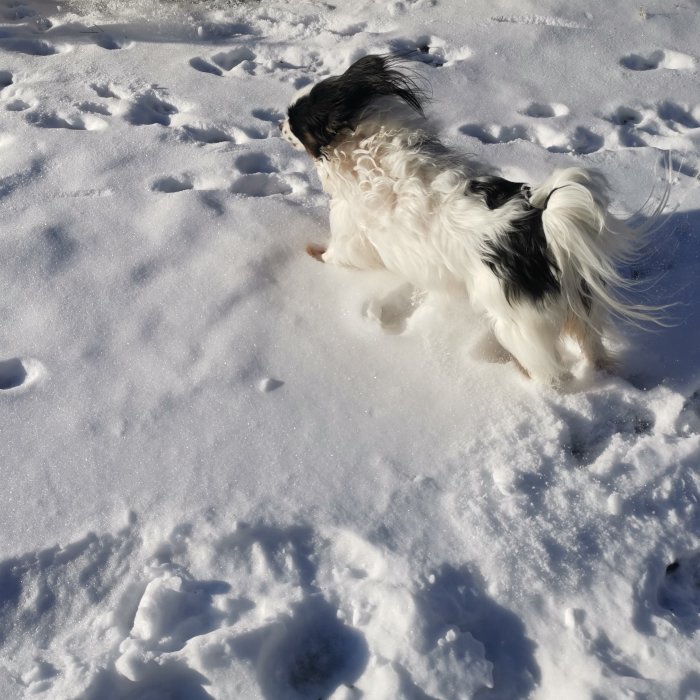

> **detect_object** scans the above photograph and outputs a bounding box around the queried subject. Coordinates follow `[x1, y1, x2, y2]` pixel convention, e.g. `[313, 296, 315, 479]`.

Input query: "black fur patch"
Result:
[481, 206, 561, 305]
[579, 278, 593, 313]
[287, 55, 425, 158]
[468, 176, 528, 210]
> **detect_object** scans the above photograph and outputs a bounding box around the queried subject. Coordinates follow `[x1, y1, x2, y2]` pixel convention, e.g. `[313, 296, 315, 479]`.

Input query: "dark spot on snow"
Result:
[666, 561, 680, 574]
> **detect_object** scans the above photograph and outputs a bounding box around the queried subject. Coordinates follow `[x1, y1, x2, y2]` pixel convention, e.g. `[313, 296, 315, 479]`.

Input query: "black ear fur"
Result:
[287, 54, 425, 158]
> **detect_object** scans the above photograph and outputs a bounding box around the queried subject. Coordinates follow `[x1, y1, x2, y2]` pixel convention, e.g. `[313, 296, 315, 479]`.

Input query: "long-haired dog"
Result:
[281, 55, 666, 385]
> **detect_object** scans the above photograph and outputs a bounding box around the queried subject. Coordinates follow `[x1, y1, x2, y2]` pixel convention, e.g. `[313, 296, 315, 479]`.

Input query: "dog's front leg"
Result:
[308, 203, 384, 269]
[321, 234, 384, 269]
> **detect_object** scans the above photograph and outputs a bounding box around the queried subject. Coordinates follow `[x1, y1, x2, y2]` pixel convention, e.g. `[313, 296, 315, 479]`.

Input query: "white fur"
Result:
[283, 108, 667, 385]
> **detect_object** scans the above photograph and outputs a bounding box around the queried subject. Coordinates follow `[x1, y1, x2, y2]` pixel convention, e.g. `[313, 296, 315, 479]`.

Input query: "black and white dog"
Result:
[281, 55, 664, 385]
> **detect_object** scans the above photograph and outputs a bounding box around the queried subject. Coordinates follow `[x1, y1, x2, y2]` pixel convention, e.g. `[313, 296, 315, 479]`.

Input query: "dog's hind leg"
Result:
[565, 313, 618, 373]
[492, 313, 569, 385]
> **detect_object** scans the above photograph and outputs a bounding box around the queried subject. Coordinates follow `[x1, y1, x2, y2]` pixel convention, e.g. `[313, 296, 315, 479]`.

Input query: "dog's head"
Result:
[280, 54, 425, 159]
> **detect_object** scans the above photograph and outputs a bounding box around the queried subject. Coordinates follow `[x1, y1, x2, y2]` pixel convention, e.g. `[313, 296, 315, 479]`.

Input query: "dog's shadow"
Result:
[620, 207, 700, 393]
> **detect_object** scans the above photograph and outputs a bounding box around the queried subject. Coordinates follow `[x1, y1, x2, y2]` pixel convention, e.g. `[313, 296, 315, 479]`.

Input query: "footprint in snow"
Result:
[602, 101, 700, 149]
[230, 173, 292, 197]
[620, 50, 695, 71]
[92, 32, 132, 51]
[254, 598, 369, 700]
[0, 357, 45, 392]
[606, 106, 643, 126]
[658, 552, 700, 629]
[151, 175, 194, 194]
[188, 57, 223, 77]
[459, 123, 529, 145]
[520, 102, 569, 118]
[77, 101, 112, 116]
[657, 100, 700, 130]
[0, 357, 27, 390]
[210, 47, 256, 73]
[563, 398, 655, 465]
[90, 82, 120, 99]
[26, 110, 108, 131]
[0, 70, 12, 91]
[235, 152, 276, 174]
[460, 121, 604, 155]
[362, 283, 420, 335]
[252, 107, 284, 124]
[178, 123, 233, 145]
[125, 92, 178, 127]
[0, 37, 67, 56]
[5, 98, 30, 111]
[258, 377, 284, 392]
[150, 175, 227, 215]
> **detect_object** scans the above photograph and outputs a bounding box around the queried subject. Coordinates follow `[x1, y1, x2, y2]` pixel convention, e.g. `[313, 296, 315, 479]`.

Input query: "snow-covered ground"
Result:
[1, 0, 700, 698]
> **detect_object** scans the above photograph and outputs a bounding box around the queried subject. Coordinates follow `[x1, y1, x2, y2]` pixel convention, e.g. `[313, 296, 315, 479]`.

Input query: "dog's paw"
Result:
[306, 243, 326, 261]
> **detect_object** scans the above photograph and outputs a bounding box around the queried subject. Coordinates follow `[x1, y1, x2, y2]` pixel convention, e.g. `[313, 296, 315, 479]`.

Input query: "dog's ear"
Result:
[342, 55, 425, 115]
[287, 54, 425, 158]
[287, 89, 340, 158]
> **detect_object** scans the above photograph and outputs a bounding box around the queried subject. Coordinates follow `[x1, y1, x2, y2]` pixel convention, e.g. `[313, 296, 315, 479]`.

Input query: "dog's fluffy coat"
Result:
[281, 55, 663, 384]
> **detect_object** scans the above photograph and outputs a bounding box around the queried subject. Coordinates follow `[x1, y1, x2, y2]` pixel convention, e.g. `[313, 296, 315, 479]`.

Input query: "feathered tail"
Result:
[528, 166, 671, 327]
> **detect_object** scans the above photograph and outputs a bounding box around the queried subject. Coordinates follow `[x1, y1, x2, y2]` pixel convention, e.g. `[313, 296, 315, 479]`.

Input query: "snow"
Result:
[1, 0, 699, 698]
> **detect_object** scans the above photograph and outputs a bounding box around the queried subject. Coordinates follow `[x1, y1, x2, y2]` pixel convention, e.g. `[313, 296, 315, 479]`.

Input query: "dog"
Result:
[280, 54, 666, 385]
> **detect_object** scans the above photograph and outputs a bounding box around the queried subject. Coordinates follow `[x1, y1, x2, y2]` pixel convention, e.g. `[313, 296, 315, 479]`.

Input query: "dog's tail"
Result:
[528, 166, 671, 326]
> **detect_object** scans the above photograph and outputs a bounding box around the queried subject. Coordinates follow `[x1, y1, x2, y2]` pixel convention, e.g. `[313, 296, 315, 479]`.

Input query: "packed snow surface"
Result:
[1, 0, 700, 698]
